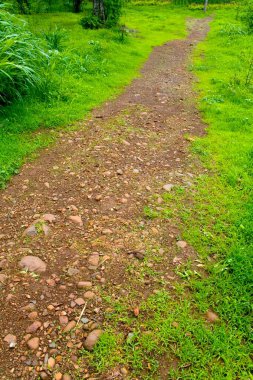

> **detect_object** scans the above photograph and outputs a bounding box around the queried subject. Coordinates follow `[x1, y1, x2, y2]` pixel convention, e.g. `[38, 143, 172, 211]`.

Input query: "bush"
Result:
[81, 0, 123, 29]
[0, 4, 47, 104]
[80, 14, 102, 29]
[104, 0, 123, 27]
[241, 1, 253, 32]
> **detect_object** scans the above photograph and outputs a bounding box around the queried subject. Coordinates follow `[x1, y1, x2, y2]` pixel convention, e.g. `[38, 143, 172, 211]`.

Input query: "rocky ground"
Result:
[0, 18, 210, 380]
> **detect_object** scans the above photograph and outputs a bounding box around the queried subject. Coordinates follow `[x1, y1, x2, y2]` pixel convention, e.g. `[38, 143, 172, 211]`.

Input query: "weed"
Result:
[0, 5, 47, 104]
[42, 26, 67, 51]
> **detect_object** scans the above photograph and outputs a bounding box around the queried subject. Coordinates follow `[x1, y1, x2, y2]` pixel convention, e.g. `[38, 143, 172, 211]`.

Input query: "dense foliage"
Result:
[81, 0, 123, 28]
[0, 5, 47, 104]
[240, 0, 253, 32]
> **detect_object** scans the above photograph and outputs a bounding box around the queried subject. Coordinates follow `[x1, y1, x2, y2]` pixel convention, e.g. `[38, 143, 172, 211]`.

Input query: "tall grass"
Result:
[0, 4, 47, 104]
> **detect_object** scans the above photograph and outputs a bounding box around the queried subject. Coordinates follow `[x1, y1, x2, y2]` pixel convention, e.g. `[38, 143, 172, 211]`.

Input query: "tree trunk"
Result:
[73, 0, 82, 13]
[204, 0, 208, 12]
[93, 0, 105, 21]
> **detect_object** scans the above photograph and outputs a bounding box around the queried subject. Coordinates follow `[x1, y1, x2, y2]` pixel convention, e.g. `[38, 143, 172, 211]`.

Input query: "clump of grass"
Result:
[0, 4, 48, 104]
[42, 26, 67, 51]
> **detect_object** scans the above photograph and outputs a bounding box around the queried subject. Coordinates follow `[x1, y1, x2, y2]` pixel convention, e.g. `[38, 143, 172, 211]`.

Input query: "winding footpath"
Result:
[0, 18, 210, 379]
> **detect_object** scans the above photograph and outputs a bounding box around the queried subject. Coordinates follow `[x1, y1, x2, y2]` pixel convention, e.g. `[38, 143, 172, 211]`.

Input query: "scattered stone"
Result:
[69, 215, 83, 226]
[4, 334, 17, 348]
[67, 267, 79, 276]
[133, 307, 140, 317]
[59, 316, 68, 326]
[24, 334, 31, 342]
[43, 214, 56, 223]
[75, 297, 85, 306]
[176, 240, 187, 249]
[0, 273, 7, 283]
[120, 367, 128, 375]
[26, 321, 42, 333]
[102, 229, 112, 235]
[163, 183, 174, 192]
[47, 357, 55, 369]
[84, 291, 95, 299]
[19, 256, 46, 273]
[23, 225, 37, 237]
[27, 337, 40, 350]
[116, 169, 123, 175]
[0, 259, 7, 270]
[63, 375, 71, 380]
[127, 251, 145, 260]
[173, 256, 182, 265]
[63, 320, 76, 333]
[55, 373, 63, 380]
[55, 355, 62, 363]
[40, 371, 49, 379]
[46, 278, 56, 287]
[81, 318, 89, 324]
[28, 311, 38, 321]
[88, 253, 99, 267]
[172, 321, 179, 328]
[42, 224, 51, 236]
[77, 281, 92, 289]
[206, 310, 219, 323]
[84, 329, 103, 351]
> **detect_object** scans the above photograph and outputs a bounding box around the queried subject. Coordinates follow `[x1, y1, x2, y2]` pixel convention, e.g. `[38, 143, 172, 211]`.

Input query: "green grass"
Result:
[82, 7, 253, 379]
[0, 5, 203, 187]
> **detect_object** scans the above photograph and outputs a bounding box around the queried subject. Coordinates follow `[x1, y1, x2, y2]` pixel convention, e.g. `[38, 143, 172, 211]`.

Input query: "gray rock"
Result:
[27, 337, 40, 350]
[84, 329, 103, 351]
[19, 256, 46, 273]
[0, 273, 7, 283]
[163, 183, 174, 192]
[88, 253, 99, 267]
[24, 225, 37, 237]
[67, 267, 79, 276]
[4, 334, 17, 348]
[176, 240, 187, 249]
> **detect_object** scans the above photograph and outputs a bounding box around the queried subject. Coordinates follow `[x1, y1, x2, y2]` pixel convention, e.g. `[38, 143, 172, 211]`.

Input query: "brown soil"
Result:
[0, 18, 210, 380]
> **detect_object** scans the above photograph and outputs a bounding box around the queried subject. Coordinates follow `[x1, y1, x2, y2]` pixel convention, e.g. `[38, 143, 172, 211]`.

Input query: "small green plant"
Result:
[80, 14, 102, 29]
[42, 27, 67, 51]
[143, 206, 159, 219]
[0, 5, 47, 104]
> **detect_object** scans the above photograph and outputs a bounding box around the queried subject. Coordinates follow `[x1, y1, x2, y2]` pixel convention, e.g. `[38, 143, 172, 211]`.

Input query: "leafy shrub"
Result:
[104, 0, 123, 27]
[241, 1, 253, 32]
[219, 23, 247, 36]
[0, 5, 47, 104]
[80, 14, 102, 29]
[10, 0, 73, 13]
[43, 27, 67, 51]
[81, 0, 123, 29]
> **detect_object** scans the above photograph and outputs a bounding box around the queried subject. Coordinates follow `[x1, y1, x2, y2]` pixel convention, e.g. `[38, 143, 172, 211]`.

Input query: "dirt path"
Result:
[0, 18, 210, 380]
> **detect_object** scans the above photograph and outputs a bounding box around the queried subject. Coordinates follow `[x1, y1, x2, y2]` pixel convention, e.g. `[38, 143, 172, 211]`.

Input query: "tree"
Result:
[16, 0, 30, 14]
[204, 0, 208, 12]
[73, 0, 83, 13]
[93, 0, 105, 21]
[81, 0, 123, 29]
[94, 0, 122, 25]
